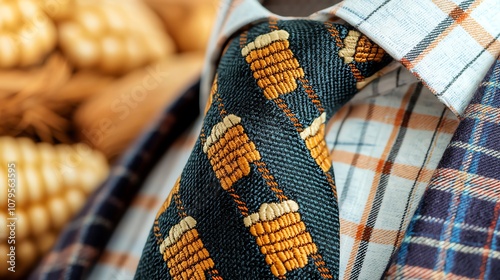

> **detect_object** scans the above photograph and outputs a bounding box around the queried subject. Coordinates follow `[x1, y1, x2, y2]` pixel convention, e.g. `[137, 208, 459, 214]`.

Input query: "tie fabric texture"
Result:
[135, 19, 391, 279]
[387, 58, 500, 279]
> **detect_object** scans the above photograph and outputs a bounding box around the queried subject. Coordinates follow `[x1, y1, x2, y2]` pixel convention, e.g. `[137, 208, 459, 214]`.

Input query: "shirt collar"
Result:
[202, 0, 500, 117]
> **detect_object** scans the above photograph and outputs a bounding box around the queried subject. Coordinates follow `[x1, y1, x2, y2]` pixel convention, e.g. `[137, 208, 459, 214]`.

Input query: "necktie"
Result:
[136, 19, 391, 279]
[387, 59, 500, 279]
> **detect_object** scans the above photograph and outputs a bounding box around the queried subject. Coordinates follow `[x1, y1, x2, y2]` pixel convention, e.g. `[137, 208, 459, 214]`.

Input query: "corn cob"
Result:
[0, 0, 57, 68]
[0, 137, 109, 278]
[58, 0, 174, 74]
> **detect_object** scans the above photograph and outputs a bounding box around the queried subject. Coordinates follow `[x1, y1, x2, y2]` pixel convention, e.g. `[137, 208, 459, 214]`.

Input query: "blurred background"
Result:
[0, 0, 218, 277]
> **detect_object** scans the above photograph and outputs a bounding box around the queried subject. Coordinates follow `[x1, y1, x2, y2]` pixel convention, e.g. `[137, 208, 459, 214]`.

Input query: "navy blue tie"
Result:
[136, 19, 391, 279]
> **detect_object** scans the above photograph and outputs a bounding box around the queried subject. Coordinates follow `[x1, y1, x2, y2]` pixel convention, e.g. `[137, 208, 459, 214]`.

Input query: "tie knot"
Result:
[211, 19, 392, 122]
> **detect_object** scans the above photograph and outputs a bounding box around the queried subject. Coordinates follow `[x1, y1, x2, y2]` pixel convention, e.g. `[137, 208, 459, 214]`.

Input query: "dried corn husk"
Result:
[0, 0, 57, 68]
[144, 0, 218, 52]
[0, 137, 109, 279]
[74, 52, 204, 160]
[0, 53, 114, 143]
[58, 0, 175, 74]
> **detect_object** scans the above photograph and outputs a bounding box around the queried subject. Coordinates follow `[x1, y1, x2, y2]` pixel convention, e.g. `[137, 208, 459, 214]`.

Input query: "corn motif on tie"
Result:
[136, 19, 392, 279]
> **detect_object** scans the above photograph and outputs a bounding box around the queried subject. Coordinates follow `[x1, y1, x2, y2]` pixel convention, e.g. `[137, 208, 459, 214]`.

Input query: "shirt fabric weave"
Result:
[388, 58, 500, 280]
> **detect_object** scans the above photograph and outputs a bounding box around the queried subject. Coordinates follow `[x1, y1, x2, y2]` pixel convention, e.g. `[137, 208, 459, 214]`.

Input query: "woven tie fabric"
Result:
[387, 58, 500, 279]
[135, 19, 391, 279]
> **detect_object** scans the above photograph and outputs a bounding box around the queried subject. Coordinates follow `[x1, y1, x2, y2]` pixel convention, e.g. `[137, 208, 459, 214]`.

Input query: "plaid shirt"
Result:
[328, 68, 459, 279]
[31, 0, 500, 279]
[387, 58, 500, 279]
